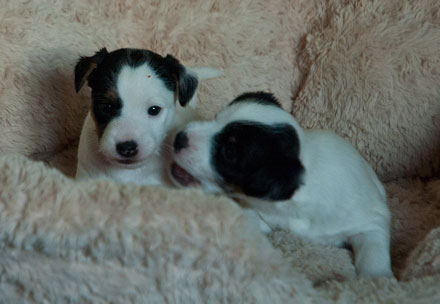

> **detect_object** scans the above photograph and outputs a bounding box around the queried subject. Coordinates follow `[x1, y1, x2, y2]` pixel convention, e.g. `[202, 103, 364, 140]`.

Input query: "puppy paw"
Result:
[357, 264, 395, 279]
[350, 230, 394, 279]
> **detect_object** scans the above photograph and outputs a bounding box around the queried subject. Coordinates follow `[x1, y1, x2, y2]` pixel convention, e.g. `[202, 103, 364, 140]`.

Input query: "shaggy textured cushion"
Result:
[0, 0, 440, 302]
[0, 155, 318, 303]
[293, 0, 440, 181]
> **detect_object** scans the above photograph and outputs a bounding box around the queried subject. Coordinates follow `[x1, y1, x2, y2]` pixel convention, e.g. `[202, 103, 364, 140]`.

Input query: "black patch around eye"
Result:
[98, 102, 115, 113]
[92, 96, 122, 138]
[221, 143, 238, 163]
[212, 121, 304, 201]
[229, 91, 282, 108]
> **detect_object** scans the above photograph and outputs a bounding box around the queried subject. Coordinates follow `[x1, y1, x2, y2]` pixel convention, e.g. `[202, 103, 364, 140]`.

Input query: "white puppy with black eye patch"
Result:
[74, 48, 220, 185]
[170, 91, 394, 278]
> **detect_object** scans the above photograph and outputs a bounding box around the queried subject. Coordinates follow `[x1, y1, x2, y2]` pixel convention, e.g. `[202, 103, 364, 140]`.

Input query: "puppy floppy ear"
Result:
[242, 158, 304, 201]
[74, 48, 108, 92]
[163, 54, 199, 107]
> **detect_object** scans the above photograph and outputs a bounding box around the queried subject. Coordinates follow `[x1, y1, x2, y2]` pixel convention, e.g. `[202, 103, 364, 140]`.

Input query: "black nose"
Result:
[116, 140, 138, 158]
[174, 131, 188, 152]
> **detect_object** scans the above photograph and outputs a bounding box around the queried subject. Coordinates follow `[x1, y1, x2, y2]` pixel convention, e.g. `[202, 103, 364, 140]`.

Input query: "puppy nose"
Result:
[174, 131, 188, 152]
[116, 140, 138, 158]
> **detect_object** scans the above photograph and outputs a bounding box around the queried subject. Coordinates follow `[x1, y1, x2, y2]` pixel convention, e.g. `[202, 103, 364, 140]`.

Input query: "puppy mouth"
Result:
[112, 158, 147, 168]
[171, 163, 200, 187]
[117, 159, 136, 165]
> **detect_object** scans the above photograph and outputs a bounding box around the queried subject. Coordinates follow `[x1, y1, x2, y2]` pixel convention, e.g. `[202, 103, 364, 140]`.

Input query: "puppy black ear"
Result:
[74, 48, 108, 92]
[242, 158, 304, 201]
[163, 54, 199, 107]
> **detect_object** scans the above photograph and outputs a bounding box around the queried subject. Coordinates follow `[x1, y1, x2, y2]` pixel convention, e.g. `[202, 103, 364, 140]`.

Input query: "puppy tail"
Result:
[188, 67, 223, 80]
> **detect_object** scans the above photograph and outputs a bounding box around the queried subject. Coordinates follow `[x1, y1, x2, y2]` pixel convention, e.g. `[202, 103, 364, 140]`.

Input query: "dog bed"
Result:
[0, 0, 439, 302]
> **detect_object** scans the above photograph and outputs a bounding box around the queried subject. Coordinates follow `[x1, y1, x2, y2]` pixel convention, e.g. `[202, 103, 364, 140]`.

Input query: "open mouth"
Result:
[171, 163, 200, 187]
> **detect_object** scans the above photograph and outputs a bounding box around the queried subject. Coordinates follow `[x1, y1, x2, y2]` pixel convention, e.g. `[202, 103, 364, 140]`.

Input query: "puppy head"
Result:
[75, 48, 198, 167]
[171, 92, 305, 201]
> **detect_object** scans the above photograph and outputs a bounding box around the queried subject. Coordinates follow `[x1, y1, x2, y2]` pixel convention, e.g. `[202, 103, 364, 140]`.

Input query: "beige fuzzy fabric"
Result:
[293, 0, 440, 181]
[0, 0, 440, 302]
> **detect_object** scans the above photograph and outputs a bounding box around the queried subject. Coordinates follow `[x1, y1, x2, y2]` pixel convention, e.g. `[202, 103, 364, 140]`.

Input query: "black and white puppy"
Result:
[170, 92, 394, 278]
[75, 48, 220, 185]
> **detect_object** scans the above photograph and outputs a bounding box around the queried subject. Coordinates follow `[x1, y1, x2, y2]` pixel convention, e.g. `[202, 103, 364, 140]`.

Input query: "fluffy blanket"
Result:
[0, 0, 439, 302]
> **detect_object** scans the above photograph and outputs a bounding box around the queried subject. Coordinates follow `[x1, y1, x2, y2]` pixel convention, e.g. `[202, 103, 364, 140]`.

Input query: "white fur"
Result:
[76, 65, 221, 185]
[172, 101, 394, 278]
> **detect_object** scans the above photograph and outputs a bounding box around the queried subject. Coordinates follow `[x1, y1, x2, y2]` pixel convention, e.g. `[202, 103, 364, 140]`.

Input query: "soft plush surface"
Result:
[0, 0, 440, 302]
[0, 155, 319, 303]
[293, 0, 440, 181]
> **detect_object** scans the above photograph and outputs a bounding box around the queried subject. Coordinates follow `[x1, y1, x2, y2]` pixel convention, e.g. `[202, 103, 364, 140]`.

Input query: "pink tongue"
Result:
[171, 163, 200, 187]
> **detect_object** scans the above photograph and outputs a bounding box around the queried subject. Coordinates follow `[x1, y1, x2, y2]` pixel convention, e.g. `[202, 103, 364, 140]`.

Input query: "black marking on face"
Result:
[229, 91, 282, 108]
[212, 121, 304, 201]
[91, 90, 122, 138]
[74, 48, 199, 137]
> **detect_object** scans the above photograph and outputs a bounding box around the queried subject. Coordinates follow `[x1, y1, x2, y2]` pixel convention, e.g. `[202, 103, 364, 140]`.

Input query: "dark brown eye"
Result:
[98, 103, 114, 113]
[148, 106, 162, 116]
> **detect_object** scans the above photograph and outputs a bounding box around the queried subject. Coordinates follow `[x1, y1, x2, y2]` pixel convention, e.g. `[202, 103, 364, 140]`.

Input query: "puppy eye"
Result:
[222, 144, 237, 162]
[228, 136, 237, 143]
[148, 106, 162, 116]
[98, 103, 114, 113]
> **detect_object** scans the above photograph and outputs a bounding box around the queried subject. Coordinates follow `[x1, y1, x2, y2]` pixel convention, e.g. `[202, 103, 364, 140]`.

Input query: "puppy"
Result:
[170, 91, 394, 278]
[75, 48, 220, 185]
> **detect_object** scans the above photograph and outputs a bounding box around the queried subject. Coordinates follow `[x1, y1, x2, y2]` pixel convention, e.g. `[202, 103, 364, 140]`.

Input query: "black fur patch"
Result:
[74, 48, 108, 93]
[212, 121, 304, 201]
[74, 48, 198, 136]
[162, 54, 198, 106]
[229, 91, 282, 108]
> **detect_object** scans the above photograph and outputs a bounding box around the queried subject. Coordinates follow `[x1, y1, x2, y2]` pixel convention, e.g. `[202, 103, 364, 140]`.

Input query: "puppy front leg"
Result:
[349, 230, 394, 278]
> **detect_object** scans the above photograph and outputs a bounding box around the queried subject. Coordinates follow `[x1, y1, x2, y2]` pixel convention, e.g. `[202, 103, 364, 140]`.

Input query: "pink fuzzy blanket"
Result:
[0, 0, 439, 302]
